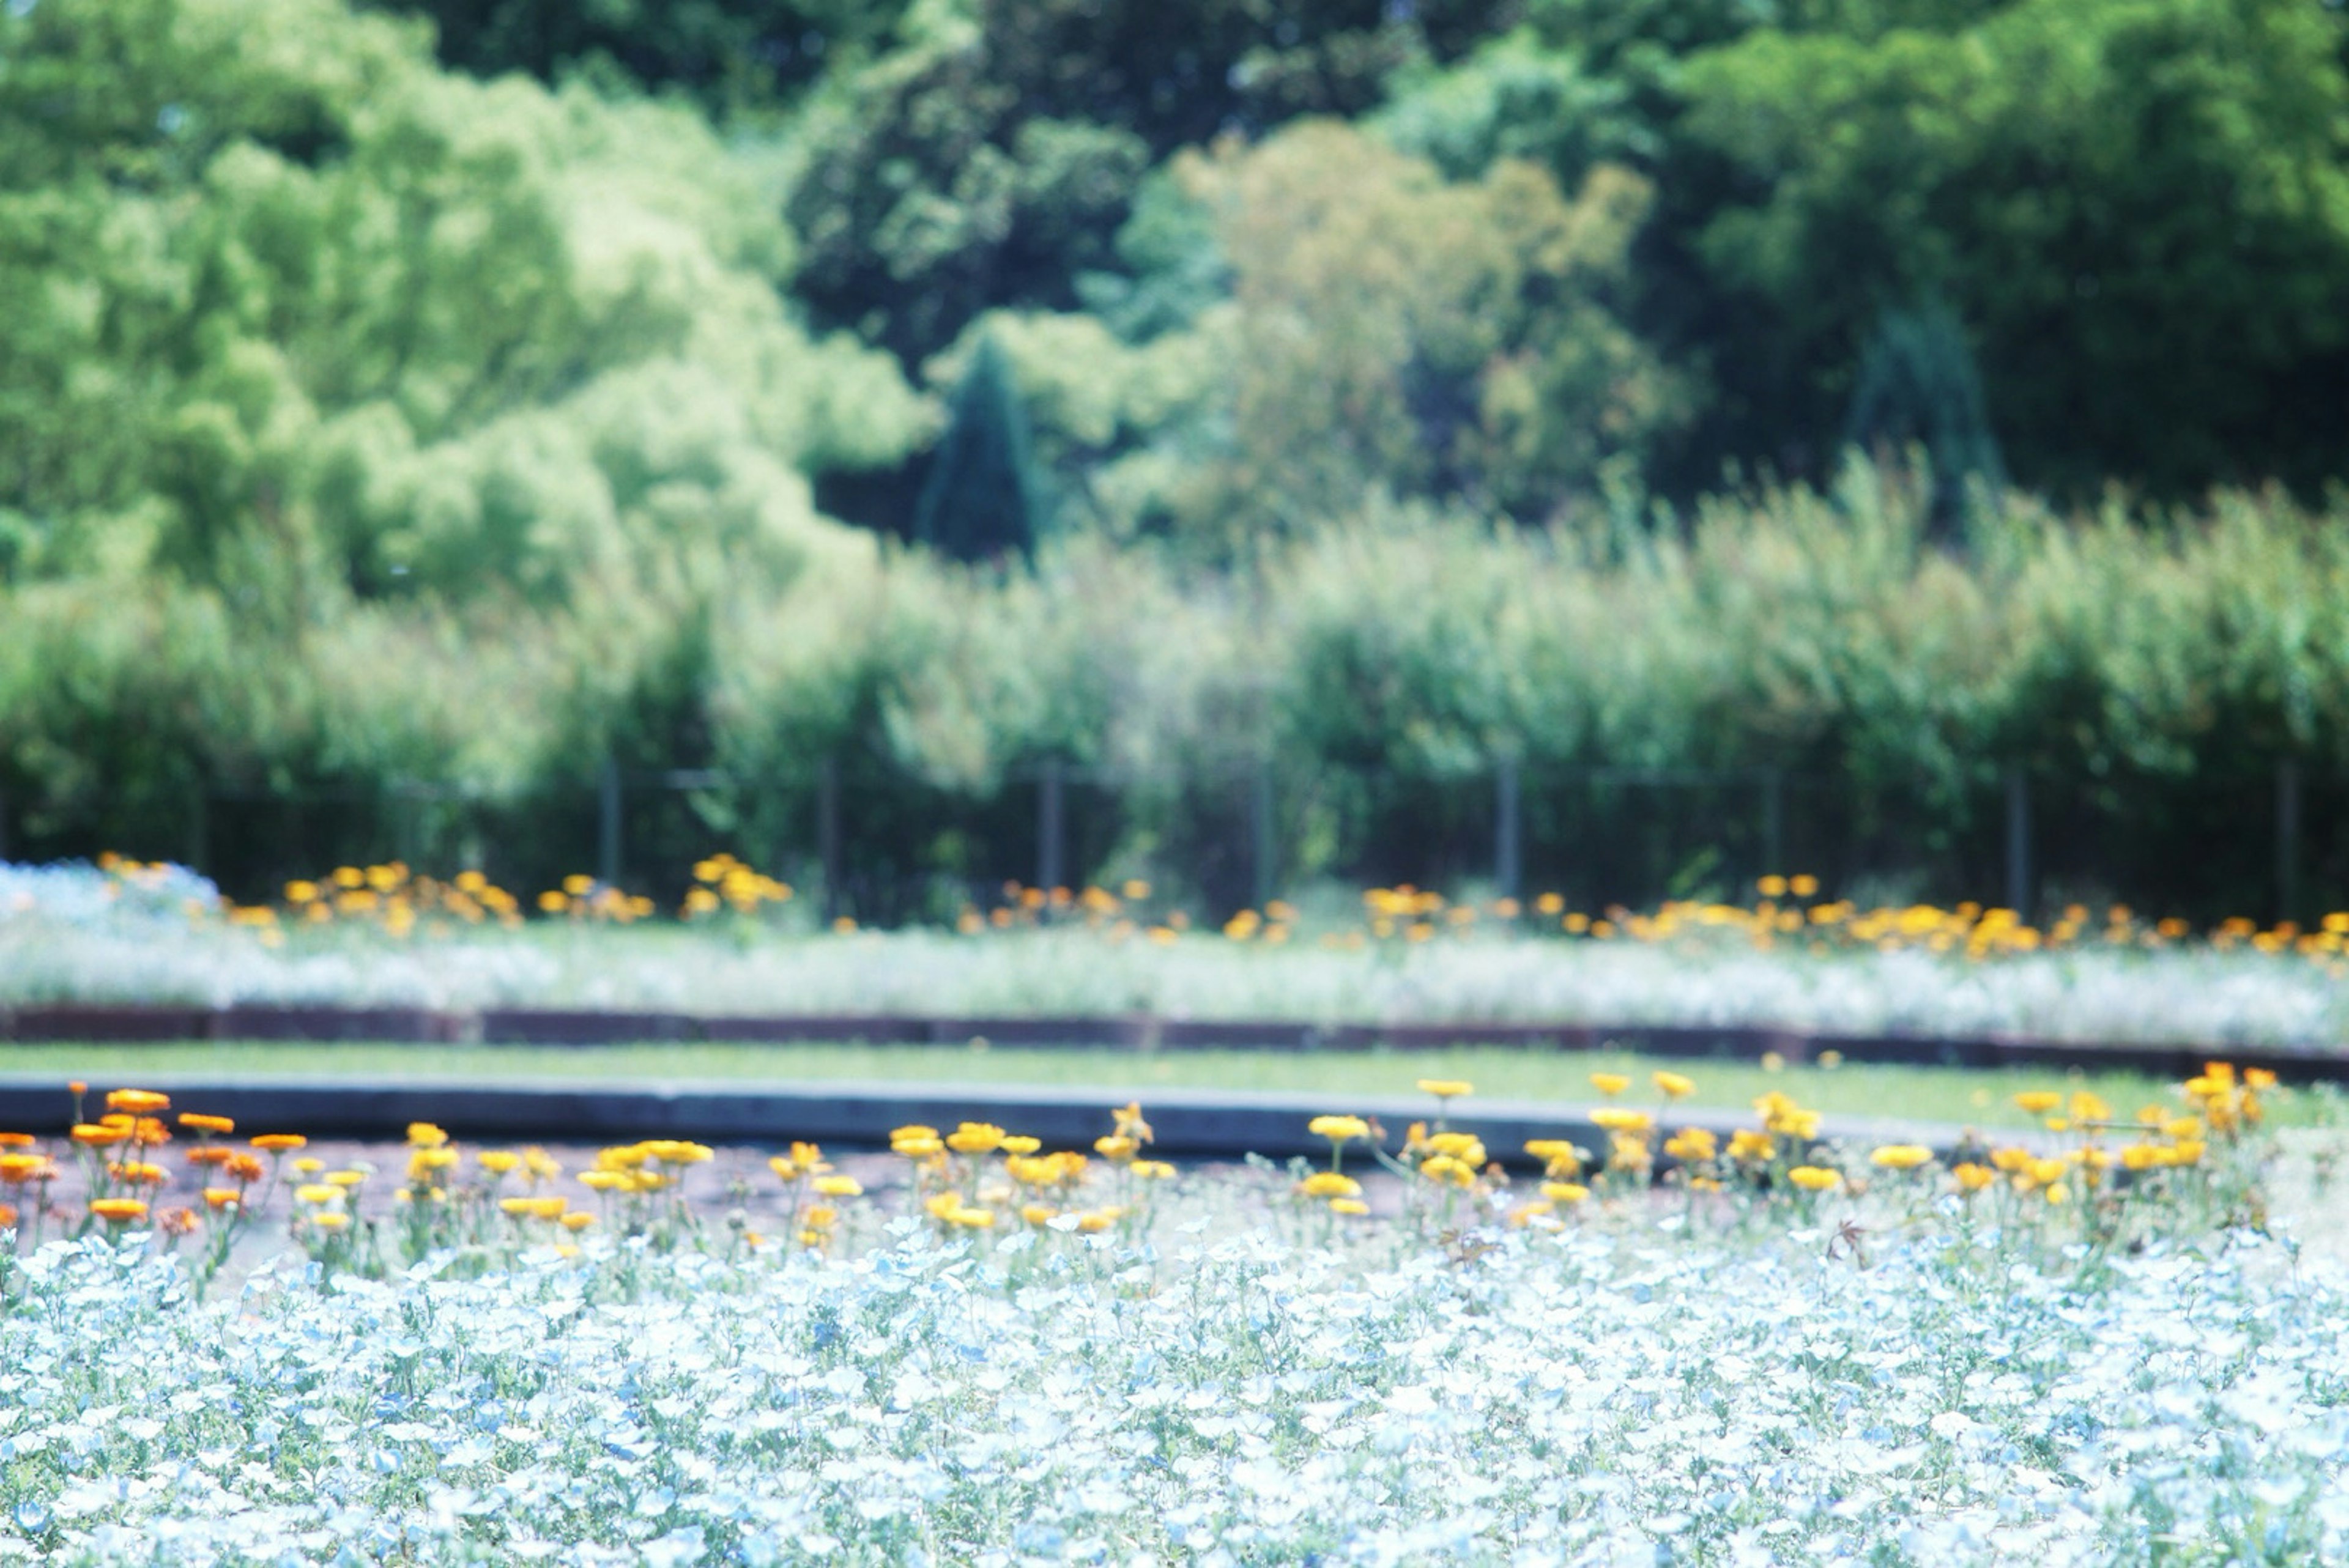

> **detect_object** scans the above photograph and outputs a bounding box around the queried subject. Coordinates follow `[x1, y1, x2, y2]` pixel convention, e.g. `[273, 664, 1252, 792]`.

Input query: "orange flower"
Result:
[250, 1134, 306, 1153]
[106, 1161, 167, 1186]
[70, 1123, 128, 1148]
[178, 1112, 235, 1135]
[224, 1152, 266, 1183]
[89, 1197, 149, 1224]
[0, 1204, 15, 1228]
[106, 1089, 171, 1115]
[202, 1188, 242, 1210]
[186, 1147, 231, 1167]
[0, 1132, 34, 1148]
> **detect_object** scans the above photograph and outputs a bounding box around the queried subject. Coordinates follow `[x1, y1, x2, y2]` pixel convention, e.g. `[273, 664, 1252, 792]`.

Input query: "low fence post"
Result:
[818, 755, 843, 923]
[1250, 758, 1276, 911]
[1494, 756, 1521, 903]
[2004, 767, 2032, 925]
[596, 757, 622, 890]
[1037, 757, 1066, 900]
[2277, 758, 2303, 925]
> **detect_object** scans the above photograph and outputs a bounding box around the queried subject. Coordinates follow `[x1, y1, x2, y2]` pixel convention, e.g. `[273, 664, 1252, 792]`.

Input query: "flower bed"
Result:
[1, 1065, 2334, 1561]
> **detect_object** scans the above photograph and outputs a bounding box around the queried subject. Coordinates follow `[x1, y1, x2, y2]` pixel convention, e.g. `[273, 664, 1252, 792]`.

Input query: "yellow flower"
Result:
[1308, 1115, 1370, 1144]
[1020, 1203, 1056, 1227]
[1952, 1163, 1995, 1192]
[1589, 1073, 1631, 1096]
[999, 1136, 1042, 1156]
[2244, 1067, 2279, 1090]
[407, 1123, 449, 1148]
[1786, 1166, 1841, 1193]
[294, 1184, 340, 1205]
[1653, 1071, 1696, 1099]
[89, 1197, 149, 1224]
[308, 1211, 350, 1231]
[325, 1169, 367, 1188]
[1541, 1181, 1590, 1204]
[1419, 1155, 1476, 1187]
[292, 1156, 325, 1175]
[560, 1211, 595, 1232]
[946, 1123, 1006, 1155]
[946, 1206, 995, 1229]
[814, 1174, 863, 1198]
[1094, 1134, 1139, 1161]
[578, 1170, 625, 1193]
[1727, 1129, 1776, 1164]
[1329, 1197, 1370, 1217]
[1590, 1108, 1653, 1133]
[1130, 1159, 1176, 1180]
[1663, 1128, 1717, 1163]
[1299, 1172, 1362, 1199]
[1416, 1079, 1472, 1101]
[478, 1151, 522, 1175]
[1425, 1131, 1486, 1165]
[1111, 1102, 1154, 1143]
[894, 1134, 944, 1158]
[1868, 1145, 1933, 1171]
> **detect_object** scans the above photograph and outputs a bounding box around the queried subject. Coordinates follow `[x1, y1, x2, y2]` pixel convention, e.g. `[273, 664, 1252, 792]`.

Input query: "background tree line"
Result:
[2, 0, 2347, 915]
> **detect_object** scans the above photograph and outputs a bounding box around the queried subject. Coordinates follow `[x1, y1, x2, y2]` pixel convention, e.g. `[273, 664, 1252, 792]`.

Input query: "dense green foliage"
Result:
[4, 0, 2348, 917]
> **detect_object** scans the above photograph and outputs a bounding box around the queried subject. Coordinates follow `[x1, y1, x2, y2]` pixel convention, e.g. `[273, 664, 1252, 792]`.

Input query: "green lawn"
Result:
[5, 1040, 2334, 1132]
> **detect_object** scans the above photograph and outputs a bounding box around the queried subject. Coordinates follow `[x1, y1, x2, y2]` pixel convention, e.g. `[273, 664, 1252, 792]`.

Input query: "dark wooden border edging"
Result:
[2, 1004, 2343, 1082]
[0, 1075, 2011, 1166]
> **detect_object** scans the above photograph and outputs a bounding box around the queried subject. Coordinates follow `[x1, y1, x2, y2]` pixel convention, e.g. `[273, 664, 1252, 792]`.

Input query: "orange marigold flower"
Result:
[89, 1197, 149, 1224]
[70, 1123, 128, 1148]
[105, 1089, 171, 1115]
[250, 1134, 307, 1153]
[177, 1112, 235, 1135]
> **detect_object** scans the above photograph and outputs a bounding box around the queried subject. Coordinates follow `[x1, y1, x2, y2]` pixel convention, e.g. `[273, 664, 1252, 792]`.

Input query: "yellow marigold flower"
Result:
[1952, 1163, 1995, 1192]
[292, 1156, 325, 1174]
[894, 1134, 944, 1158]
[1299, 1171, 1362, 1199]
[1589, 1108, 1652, 1133]
[1111, 1102, 1154, 1142]
[406, 1123, 448, 1148]
[814, 1174, 863, 1197]
[1589, 1073, 1631, 1096]
[1524, 1138, 1576, 1166]
[1309, 1115, 1370, 1144]
[1094, 1134, 1138, 1161]
[294, 1184, 340, 1205]
[1416, 1079, 1472, 1101]
[2044, 1182, 2069, 1205]
[889, 1124, 937, 1145]
[90, 1197, 149, 1224]
[946, 1205, 995, 1229]
[105, 1089, 171, 1115]
[1989, 1146, 2033, 1172]
[999, 1136, 1042, 1156]
[1330, 1197, 1371, 1217]
[1132, 1159, 1175, 1180]
[1727, 1129, 1776, 1163]
[2068, 1091, 2112, 1123]
[1021, 1203, 1057, 1226]
[1869, 1145, 1934, 1170]
[478, 1151, 522, 1175]
[1786, 1166, 1841, 1193]
[1663, 1128, 1718, 1163]
[1419, 1154, 1475, 1187]
[2244, 1067, 2279, 1090]
[1425, 1131, 1486, 1164]
[202, 1187, 240, 1210]
[250, 1133, 306, 1153]
[2011, 1091, 2061, 1115]
[2025, 1158, 2067, 1188]
[325, 1169, 366, 1188]
[2121, 1144, 2162, 1172]
[2170, 1139, 2206, 1166]
[560, 1211, 594, 1232]
[106, 1161, 166, 1186]
[1542, 1181, 1590, 1204]
[309, 1211, 351, 1231]
[1653, 1071, 1696, 1099]
[578, 1170, 625, 1192]
[70, 1123, 128, 1148]
[947, 1123, 1006, 1155]
[643, 1140, 713, 1166]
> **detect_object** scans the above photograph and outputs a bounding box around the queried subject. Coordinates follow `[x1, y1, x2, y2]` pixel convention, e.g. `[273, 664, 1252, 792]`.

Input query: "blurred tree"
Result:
[367, 0, 913, 118]
[1679, 0, 2349, 497]
[915, 336, 1041, 563]
[1844, 300, 2005, 534]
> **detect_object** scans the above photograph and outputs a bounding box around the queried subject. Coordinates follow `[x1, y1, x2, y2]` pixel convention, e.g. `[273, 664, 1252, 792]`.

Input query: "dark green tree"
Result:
[916, 338, 1041, 563]
[1844, 301, 2004, 533]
